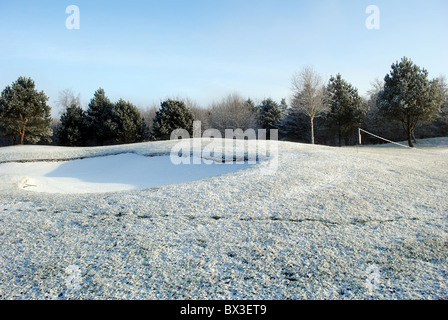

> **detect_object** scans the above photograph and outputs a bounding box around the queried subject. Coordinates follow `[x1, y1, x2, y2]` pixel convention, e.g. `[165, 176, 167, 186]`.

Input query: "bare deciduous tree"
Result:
[140, 105, 158, 134]
[291, 66, 329, 144]
[366, 77, 384, 110]
[208, 93, 257, 134]
[56, 88, 82, 115]
[174, 95, 211, 133]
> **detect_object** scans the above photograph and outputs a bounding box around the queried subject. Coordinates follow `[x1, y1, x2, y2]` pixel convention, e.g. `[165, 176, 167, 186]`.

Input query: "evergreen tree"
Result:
[364, 78, 403, 144]
[279, 105, 310, 142]
[85, 88, 115, 145]
[279, 98, 288, 116]
[0, 77, 52, 145]
[377, 57, 444, 147]
[327, 74, 366, 146]
[257, 98, 284, 131]
[152, 99, 194, 140]
[56, 104, 87, 146]
[112, 99, 144, 144]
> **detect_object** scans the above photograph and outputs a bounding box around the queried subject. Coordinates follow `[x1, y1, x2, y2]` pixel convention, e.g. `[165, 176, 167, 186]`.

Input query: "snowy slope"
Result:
[0, 138, 447, 299]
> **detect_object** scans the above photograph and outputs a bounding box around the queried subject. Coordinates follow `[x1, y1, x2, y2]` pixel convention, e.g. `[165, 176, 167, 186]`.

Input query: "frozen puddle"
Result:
[0, 153, 254, 194]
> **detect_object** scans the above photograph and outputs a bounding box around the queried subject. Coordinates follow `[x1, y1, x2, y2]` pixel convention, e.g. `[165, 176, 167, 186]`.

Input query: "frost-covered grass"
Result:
[0, 138, 447, 299]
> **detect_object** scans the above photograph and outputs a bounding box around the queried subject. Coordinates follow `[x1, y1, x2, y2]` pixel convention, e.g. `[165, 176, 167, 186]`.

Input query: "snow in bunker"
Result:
[0, 152, 256, 194]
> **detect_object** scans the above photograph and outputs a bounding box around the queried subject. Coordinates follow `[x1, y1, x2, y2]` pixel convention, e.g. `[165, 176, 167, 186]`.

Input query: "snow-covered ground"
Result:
[0, 138, 447, 299]
[0, 153, 254, 194]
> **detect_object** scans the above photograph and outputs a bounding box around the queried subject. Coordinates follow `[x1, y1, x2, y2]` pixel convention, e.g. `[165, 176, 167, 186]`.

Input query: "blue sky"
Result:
[1, 0, 447, 116]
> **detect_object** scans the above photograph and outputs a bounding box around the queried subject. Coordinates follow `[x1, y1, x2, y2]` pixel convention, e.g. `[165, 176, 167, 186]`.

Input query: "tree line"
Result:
[1, 57, 446, 147]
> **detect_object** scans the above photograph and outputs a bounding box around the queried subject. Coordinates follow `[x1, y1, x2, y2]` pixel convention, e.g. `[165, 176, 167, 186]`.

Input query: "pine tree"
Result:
[0, 77, 52, 145]
[279, 98, 288, 116]
[152, 99, 194, 140]
[327, 74, 366, 146]
[112, 99, 144, 144]
[279, 105, 310, 142]
[377, 57, 444, 147]
[85, 88, 115, 145]
[257, 98, 284, 131]
[56, 104, 87, 146]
